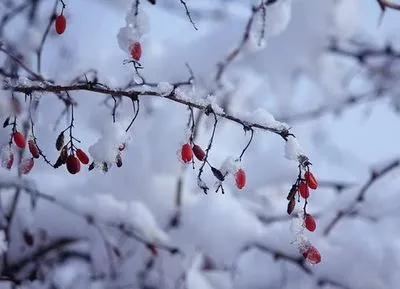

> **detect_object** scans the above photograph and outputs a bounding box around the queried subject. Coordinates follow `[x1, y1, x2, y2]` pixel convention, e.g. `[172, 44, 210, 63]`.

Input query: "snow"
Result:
[284, 136, 305, 161]
[156, 81, 174, 96]
[88, 121, 130, 166]
[1, 0, 400, 288]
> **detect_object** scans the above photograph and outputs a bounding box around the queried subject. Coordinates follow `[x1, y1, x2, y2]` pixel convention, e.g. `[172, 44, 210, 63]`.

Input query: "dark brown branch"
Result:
[3, 79, 294, 140]
[323, 158, 400, 235]
[215, 0, 278, 84]
[377, 0, 400, 11]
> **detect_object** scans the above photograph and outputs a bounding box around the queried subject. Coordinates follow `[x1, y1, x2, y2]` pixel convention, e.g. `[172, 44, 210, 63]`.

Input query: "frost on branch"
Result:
[250, 0, 293, 48]
[285, 136, 305, 162]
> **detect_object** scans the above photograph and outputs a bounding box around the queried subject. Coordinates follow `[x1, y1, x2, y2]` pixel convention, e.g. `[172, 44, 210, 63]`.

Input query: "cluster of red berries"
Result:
[2, 131, 38, 174]
[53, 132, 89, 174]
[286, 169, 321, 264]
[180, 143, 247, 190]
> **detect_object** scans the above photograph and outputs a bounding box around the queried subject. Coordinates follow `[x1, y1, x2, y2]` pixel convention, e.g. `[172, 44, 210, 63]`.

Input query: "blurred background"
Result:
[1, 0, 400, 288]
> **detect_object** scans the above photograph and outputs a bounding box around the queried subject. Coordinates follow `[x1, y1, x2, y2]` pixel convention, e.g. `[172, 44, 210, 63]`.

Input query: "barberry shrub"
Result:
[0, 0, 398, 289]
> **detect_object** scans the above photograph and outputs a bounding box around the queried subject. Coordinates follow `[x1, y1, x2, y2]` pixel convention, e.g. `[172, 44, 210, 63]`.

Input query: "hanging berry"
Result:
[235, 168, 246, 189]
[303, 246, 321, 264]
[192, 144, 205, 161]
[66, 155, 80, 174]
[298, 181, 309, 199]
[304, 214, 316, 232]
[304, 171, 318, 190]
[19, 158, 34, 175]
[55, 14, 66, 35]
[287, 198, 295, 215]
[13, 131, 26, 148]
[181, 143, 193, 163]
[1, 150, 14, 170]
[22, 230, 34, 247]
[130, 42, 142, 61]
[76, 148, 89, 165]
[28, 140, 40, 159]
[116, 154, 123, 167]
[55, 132, 64, 151]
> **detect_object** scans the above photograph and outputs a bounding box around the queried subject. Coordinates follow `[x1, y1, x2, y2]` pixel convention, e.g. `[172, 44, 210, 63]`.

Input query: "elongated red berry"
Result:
[235, 168, 246, 189]
[55, 14, 66, 35]
[298, 181, 309, 199]
[304, 246, 321, 264]
[28, 140, 40, 159]
[130, 42, 142, 61]
[304, 171, 318, 190]
[20, 158, 34, 174]
[1, 150, 14, 169]
[304, 214, 316, 232]
[192, 144, 205, 161]
[181, 143, 192, 163]
[76, 148, 89, 165]
[66, 155, 80, 174]
[13, 131, 26, 148]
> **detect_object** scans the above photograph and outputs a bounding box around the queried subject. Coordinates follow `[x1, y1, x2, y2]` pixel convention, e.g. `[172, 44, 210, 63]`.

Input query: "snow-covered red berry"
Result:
[304, 214, 316, 232]
[55, 14, 66, 35]
[13, 131, 26, 148]
[130, 42, 142, 61]
[76, 148, 89, 165]
[304, 246, 321, 264]
[28, 140, 40, 159]
[298, 181, 309, 199]
[192, 144, 205, 161]
[19, 158, 34, 174]
[66, 155, 80, 174]
[305, 171, 318, 190]
[181, 143, 193, 163]
[1, 149, 14, 170]
[235, 168, 246, 189]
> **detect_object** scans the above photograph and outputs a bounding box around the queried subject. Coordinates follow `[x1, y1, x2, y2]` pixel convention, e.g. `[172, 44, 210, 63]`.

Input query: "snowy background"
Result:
[1, 0, 400, 288]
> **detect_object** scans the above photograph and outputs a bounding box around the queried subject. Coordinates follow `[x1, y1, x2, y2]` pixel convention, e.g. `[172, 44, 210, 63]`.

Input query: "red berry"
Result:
[55, 14, 66, 35]
[304, 171, 318, 190]
[6, 153, 13, 169]
[304, 214, 316, 232]
[20, 158, 34, 174]
[130, 42, 142, 61]
[298, 181, 309, 199]
[192, 144, 205, 161]
[304, 246, 321, 264]
[2, 150, 14, 170]
[28, 140, 40, 159]
[119, 143, 125, 151]
[181, 143, 193, 163]
[66, 155, 80, 174]
[13, 131, 26, 148]
[76, 148, 89, 165]
[235, 168, 246, 189]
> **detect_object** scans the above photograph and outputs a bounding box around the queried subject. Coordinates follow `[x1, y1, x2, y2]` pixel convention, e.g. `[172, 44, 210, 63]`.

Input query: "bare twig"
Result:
[323, 158, 400, 235]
